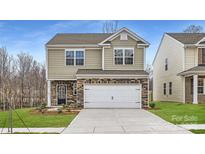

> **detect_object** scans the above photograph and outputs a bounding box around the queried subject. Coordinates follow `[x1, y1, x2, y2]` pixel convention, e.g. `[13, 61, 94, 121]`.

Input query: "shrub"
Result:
[62, 104, 69, 109]
[57, 108, 62, 114]
[40, 103, 47, 109]
[149, 102, 155, 109]
[36, 103, 47, 113]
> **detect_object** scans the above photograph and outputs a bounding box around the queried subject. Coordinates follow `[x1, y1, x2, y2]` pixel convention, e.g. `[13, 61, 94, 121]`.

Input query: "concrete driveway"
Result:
[63, 109, 191, 134]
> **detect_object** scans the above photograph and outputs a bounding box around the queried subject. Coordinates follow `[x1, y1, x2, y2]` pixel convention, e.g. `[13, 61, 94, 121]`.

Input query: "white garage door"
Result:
[84, 84, 141, 108]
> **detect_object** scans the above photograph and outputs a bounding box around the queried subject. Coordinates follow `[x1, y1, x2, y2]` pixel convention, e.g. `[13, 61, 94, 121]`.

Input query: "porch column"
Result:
[47, 80, 51, 107]
[193, 75, 198, 104]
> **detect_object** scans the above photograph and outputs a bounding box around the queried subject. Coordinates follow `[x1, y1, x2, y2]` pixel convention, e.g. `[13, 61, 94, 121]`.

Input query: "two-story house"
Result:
[46, 28, 150, 108]
[153, 33, 205, 104]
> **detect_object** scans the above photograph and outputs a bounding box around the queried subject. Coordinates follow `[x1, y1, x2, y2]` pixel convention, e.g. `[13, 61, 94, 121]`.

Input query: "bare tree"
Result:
[0, 48, 47, 110]
[183, 25, 204, 33]
[17, 52, 33, 108]
[102, 20, 119, 33]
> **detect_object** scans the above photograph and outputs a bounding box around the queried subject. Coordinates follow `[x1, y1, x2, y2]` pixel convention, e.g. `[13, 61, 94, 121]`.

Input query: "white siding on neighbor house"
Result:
[184, 47, 198, 70]
[153, 34, 185, 103]
[47, 47, 102, 80]
[104, 35, 145, 70]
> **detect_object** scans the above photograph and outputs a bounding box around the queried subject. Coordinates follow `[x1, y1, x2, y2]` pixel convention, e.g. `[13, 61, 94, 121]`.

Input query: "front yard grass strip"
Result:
[189, 129, 205, 134]
[149, 102, 205, 124]
[0, 108, 77, 128]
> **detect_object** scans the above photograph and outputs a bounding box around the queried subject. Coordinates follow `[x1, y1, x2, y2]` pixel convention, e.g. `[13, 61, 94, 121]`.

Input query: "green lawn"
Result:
[0, 108, 77, 128]
[190, 129, 205, 134]
[149, 102, 205, 124]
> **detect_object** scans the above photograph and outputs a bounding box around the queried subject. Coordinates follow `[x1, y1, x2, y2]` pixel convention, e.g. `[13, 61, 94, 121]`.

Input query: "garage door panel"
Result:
[84, 84, 141, 108]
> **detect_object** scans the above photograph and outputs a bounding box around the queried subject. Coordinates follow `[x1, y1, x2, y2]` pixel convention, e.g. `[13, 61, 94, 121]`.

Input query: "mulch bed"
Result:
[144, 107, 161, 110]
[30, 109, 80, 115]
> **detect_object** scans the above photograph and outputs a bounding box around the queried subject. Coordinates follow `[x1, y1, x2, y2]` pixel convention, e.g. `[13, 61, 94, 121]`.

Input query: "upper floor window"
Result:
[202, 48, 205, 64]
[165, 58, 168, 71]
[66, 49, 84, 66]
[114, 48, 134, 65]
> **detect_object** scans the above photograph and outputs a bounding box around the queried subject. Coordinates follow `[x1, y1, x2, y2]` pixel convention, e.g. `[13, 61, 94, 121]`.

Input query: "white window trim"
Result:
[197, 78, 205, 95]
[169, 82, 172, 95]
[56, 83, 67, 105]
[65, 49, 85, 66]
[204, 79, 205, 95]
[113, 48, 134, 65]
[165, 58, 168, 71]
[73, 82, 77, 96]
[163, 83, 166, 95]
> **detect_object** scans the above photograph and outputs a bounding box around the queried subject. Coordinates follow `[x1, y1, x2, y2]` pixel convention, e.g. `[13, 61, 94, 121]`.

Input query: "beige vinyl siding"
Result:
[104, 35, 144, 70]
[47, 48, 102, 79]
[184, 47, 198, 70]
[153, 34, 185, 102]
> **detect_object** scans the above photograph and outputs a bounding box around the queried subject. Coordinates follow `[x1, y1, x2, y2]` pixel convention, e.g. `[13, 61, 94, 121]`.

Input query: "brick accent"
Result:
[51, 80, 77, 106]
[77, 78, 148, 107]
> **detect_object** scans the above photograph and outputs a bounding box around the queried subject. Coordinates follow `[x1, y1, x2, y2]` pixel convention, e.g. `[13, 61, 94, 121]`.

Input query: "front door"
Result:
[57, 84, 67, 105]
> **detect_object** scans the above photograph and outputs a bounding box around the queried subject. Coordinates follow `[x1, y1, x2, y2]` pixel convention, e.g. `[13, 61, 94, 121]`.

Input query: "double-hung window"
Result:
[114, 49, 123, 65]
[163, 83, 166, 95]
[169, 82, 172, 95]
[202, 48, 205, 64]
[165, 58, 168, 71]
[66, 49, 84, 66]
[114, 48, 134, 65]
[198, 78, 204, 94]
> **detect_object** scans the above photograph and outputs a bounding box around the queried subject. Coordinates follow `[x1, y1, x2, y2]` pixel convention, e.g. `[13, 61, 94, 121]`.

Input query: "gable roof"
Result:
[166, 33, 205, 44]
[178, 65, 205, 76]
[99, 27, 150, 46]
[46, 33, 113, 45]
[46, 28, 149, 46]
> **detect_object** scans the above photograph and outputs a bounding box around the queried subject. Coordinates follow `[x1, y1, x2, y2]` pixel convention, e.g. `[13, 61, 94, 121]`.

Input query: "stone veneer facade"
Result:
[51, 78, 148, 107]
[77, 78, 148, 108]
[51, 80, 77, 106]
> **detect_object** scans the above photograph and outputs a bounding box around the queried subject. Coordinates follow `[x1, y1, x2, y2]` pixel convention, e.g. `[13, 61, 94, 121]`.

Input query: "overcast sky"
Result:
[1, 20, 205, 65]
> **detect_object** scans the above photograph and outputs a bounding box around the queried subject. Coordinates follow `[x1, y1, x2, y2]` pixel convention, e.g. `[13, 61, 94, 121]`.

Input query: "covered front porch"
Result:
[179, 65, 205, 104]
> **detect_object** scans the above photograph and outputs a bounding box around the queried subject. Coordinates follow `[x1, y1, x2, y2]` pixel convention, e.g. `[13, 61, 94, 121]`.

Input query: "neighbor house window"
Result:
[163, 83, 166, 95]
[66, 49, 84, 66]
[191, 78, 205, 94]
[202, 48, 205, 64]
[198, 78, 204, 94]
[165, 58, 168, 71]
[72, 82, 77, 95]
[114, 48, 134, 65]
[169, 82, 172, 95]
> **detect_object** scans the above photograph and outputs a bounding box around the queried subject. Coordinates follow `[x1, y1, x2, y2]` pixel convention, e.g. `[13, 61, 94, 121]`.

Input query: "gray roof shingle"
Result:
[178, 65, 205, 75]
[76, 69, 149, 75]
[166, 33, 205, 44]
[46, 33, 113, 45]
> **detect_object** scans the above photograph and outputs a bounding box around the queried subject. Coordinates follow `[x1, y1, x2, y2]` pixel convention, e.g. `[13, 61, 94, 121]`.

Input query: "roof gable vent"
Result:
[120, 33, 128, 40]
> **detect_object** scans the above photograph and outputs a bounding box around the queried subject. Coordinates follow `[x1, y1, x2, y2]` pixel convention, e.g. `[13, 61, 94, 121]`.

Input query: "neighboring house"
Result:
[46, 28, 150, 108]
[153, 33, 205, 104]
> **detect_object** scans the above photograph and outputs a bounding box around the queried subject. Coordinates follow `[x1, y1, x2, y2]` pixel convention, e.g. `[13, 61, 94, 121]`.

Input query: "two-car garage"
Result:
[84, 84, 142, 108]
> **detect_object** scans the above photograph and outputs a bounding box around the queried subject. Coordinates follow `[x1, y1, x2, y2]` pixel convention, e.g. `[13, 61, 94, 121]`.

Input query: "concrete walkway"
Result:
[0, 127, 65, 134]
[63, 109, 191, 134]
[179, 124, 205, 130]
